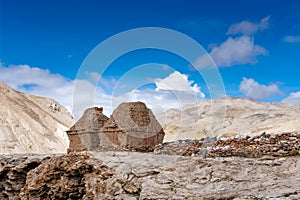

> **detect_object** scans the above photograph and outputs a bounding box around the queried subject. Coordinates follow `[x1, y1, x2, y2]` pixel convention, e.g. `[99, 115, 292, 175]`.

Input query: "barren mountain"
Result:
[0, 82, 75, 154]
[158, 97, 300, 142]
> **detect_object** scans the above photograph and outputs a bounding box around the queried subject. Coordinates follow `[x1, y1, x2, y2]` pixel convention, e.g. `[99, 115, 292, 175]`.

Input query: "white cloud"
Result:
[227, 16, 270, 35]
[283, 36, 300, 43]
[0, 64, 68, 89]
[154, 71, 205, 97]
[85, 71, 117, 88]
[87, 71, 101, 81]
[0, 64, 75, 109]
[210, 36, 267, 66]
[194, 36, 267, 67]
[112, 71, 206, 114]
[0, 64, 113, 117]
[239, 77, 282, 100]
[112, 88, 203, 115]
[194, 16, 269, 68]
[0, 64, 205, 118]
[162, 64, 171, 71]
[282, 92, 300, 105]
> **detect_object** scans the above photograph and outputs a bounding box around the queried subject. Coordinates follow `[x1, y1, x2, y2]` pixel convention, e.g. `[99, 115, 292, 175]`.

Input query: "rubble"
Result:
[154, 132, 300, 158]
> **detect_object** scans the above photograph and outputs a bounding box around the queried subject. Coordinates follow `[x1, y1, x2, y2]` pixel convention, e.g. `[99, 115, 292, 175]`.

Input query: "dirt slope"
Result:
[0, 82, 74, 154]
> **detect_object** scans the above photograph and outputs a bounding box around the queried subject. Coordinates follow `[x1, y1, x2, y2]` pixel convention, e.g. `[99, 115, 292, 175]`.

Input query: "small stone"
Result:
[199, 148, 208, 158]
[283, 146, 289, 151]
[237, 152, 246, 157]
[270, 138, 276, 144]
[194, 148, 200, 153]
[261, 132, 267, 138]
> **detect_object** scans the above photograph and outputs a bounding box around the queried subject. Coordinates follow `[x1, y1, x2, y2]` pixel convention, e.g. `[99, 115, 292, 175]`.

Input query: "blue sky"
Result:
[1, 0, 300, 115]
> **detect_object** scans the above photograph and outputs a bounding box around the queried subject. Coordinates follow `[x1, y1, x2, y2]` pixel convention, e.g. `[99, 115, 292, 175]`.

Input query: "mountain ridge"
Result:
[158, 97, 300, 142]
[0, 82, 75, 154]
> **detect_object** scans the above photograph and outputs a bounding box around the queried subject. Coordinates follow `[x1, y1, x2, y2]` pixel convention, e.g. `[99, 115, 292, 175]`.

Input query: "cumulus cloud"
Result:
[194, 36, 267, 68]
[154, 71, 205, 97]
[113, 88, 203, 115]
[227, 16, 270, 35]
[194, 16, 269, 68]
[0, 64, 205, 117]
[239, 77, 282, 100]
[0, 64, 75, 110]
[85, 71, 117, 89]
[112, 71, 206, 114]
[0, 64, 69, 89]
[0, 63, 114, 116]
[283, 36, 300, 43]
[208, 36, 267, 67]
[282, 92, 300, 105]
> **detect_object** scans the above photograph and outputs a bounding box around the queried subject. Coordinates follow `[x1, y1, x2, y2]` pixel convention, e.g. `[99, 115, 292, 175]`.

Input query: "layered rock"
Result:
[1, 152, 300, 199]
[67, 102, 165, 152]
[0, 82, 74, 154]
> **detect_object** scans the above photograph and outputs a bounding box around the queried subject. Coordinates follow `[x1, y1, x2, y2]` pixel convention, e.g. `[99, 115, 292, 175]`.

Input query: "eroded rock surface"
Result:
[0, 152, 300, 199]
[20, 154, 113, 199]
[0, 155, 50, 199]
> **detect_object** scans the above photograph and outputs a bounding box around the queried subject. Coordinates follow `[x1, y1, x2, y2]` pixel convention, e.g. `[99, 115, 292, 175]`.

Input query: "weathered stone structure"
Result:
[67, 102, 165, 152]
[67, 107, 109, 152]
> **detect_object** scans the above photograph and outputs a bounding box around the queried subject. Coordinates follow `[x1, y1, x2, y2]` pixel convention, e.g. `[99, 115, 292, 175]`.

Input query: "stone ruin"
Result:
[67, 102, 165, 153]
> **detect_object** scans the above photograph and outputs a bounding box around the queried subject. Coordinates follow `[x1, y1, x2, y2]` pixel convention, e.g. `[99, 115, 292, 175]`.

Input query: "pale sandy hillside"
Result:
[157, 97, 300, 142]
[0, 82, 75, 154]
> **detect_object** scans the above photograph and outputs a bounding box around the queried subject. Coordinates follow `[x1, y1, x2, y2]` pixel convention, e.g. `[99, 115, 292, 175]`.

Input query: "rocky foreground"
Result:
[1, 151, 300, 199]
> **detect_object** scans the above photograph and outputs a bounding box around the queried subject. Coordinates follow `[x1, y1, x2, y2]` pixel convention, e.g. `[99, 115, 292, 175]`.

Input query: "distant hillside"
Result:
[157, 97, 300, 142]
[0, 82, 75, 154]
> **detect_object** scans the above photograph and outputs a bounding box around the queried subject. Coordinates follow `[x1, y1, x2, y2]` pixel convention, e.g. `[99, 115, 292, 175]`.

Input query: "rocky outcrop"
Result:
[67, 102, 165, 152]
[20, 154, 113, 199]
[0, 82, 75, 154]
[0, 155, 49, 199]
[158, 97, 300, 142]
[0, 152, 300, 199]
